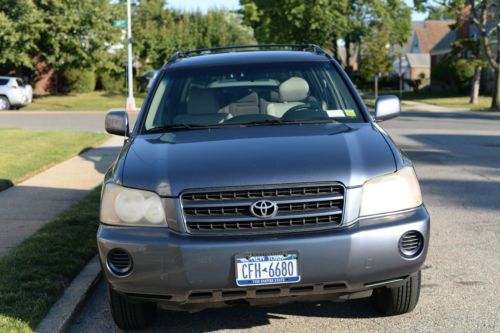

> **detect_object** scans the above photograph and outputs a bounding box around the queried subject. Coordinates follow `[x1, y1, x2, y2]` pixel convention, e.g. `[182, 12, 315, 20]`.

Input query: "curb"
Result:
[36, 256, 102, 333]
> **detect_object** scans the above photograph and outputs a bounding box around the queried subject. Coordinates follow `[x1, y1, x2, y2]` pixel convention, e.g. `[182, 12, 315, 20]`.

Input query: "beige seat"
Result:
[222, 92, 260, 117]
[266, 77, 309, 118]
[174, 88, 231, 125]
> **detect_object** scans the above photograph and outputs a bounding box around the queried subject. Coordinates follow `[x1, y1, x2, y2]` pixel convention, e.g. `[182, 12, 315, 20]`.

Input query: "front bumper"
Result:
[98, 206, 429, 304]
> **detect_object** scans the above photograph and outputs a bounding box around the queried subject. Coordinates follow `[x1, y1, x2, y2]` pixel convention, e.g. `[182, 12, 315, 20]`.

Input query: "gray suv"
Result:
[99, 45, 429, 329]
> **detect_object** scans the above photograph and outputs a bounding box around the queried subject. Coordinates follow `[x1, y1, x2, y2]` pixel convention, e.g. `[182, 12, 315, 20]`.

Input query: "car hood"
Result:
[122, 123, 396, 196]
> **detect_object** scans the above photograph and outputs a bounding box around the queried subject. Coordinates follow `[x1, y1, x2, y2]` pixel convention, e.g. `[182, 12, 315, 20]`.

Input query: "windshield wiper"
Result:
[244, 119, 289, 127]
[244, 118, 339, 127]
[146, 123, 207, 133]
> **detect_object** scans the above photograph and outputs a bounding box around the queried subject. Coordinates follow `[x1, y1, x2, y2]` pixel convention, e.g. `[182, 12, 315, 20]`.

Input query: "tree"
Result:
[339, 0, 411, 74]
[131, 2, 256, 69]
[416, 0, 498, 109]
[240, 0, 411, 75]
[240, 0, 347, 51]
[427, 5, 455, 19]
[450, 38, 485, 103]
[469, 0, 499, 110]
[0, 0, 42, 71]
[358, 28, 395, 97]
[33, 0, 120, 71]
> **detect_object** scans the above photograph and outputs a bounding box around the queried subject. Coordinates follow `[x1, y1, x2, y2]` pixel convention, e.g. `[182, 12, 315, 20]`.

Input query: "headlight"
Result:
[360, 167, 422, 217]
[101, 183, 167, 226]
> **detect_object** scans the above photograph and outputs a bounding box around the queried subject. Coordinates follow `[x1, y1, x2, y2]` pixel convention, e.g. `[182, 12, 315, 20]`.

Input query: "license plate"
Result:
[235, 253, 300, 286]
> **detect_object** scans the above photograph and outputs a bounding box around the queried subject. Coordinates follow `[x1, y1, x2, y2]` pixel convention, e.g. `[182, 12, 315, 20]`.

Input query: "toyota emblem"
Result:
[250, 200, 278, 218]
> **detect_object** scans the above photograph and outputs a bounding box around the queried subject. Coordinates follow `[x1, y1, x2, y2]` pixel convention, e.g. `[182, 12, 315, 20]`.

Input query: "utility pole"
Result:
[399, 54, 403, 100]
[126, 0, 136, 112]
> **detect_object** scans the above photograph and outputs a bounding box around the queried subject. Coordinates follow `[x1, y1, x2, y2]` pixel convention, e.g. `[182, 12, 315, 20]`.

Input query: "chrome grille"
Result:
[181, 184, 344, 234]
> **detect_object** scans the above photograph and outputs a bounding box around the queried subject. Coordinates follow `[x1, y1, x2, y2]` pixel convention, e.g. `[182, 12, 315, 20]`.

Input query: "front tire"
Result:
[371, 270, 421, 315]
[0, 96, 10, 111]
[108, 285, 157, 329]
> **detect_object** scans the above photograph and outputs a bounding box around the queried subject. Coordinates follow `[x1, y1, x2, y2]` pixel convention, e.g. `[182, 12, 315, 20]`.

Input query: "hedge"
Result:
[63, 69, 96, 93]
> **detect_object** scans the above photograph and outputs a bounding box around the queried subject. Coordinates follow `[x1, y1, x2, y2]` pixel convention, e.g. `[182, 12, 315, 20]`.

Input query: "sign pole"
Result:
[126, 0, 136, 112]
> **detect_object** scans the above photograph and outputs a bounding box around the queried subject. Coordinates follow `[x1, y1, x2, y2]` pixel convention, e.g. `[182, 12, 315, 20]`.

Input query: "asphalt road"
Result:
[7, 107, 499, 332]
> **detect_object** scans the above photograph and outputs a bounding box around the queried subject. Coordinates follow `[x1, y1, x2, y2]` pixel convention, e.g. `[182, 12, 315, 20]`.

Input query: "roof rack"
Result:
[167, 44, 326, 64]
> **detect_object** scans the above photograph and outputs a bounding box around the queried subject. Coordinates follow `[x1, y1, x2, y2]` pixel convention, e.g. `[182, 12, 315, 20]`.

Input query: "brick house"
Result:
[393, 20, 453, 90]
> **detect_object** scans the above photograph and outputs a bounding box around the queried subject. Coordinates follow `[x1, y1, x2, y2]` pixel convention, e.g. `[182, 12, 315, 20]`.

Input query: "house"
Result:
[429, 12, 497, 94]
[393, 20, 453, 90]
[405, 53, 431, 87]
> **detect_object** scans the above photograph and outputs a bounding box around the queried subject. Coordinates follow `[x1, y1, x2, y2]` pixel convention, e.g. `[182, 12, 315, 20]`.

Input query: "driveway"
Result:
[37, 107, 500, 332]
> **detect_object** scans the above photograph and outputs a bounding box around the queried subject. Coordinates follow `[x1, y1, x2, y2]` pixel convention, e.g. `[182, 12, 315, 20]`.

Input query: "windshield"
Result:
[143, 61, 364, 132]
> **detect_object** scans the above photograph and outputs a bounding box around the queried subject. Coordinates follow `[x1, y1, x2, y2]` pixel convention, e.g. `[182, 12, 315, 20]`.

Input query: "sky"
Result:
[168, 0, 428, 21]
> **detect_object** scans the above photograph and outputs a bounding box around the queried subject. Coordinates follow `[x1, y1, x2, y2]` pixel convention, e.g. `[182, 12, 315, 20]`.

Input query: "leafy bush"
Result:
[63, 69, 96, 93]
[97, 71, 125, 93]
[431, 58, 451, 84]
[451, 59, 475, 93]
[432, 57, 474, 93]
[405, 74, 424, 92]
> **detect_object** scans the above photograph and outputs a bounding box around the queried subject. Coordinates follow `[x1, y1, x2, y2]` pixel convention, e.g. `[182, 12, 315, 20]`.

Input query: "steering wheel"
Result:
[282, 101, 328, 121]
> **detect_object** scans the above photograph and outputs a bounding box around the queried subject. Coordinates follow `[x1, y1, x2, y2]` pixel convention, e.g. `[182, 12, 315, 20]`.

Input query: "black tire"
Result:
[0, 96, 10, 111]
[108, 286, 157, 330]
[371, 271, 421, 316]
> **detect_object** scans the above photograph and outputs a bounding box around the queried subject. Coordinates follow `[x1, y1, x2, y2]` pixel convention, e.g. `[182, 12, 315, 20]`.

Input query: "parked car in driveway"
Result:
[100, 44, 430, 330]
[138, 69, 158, 92]
[0, 76, 32, 110]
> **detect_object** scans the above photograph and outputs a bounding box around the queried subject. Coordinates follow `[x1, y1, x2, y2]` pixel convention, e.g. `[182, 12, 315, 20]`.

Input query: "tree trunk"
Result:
[375, 75, 378, 100]
[345, 37, 352, 74]
[470, 66, 481, 105]
[399, 54, 403, 99]
[492, 68, 500, 110]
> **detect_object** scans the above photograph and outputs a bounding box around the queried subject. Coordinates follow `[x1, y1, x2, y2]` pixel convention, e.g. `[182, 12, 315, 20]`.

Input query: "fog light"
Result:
[107, 249, 132, 276]
[399, 231, 423, 258]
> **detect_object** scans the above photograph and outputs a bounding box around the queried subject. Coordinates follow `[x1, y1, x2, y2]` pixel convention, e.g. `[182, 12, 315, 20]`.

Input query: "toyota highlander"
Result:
[99, 44, 430, 329]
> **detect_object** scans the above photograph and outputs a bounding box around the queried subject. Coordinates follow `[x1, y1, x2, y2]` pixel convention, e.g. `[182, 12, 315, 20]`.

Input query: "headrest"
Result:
[279, 77, 309, 102]
[187, 88, 219, 115]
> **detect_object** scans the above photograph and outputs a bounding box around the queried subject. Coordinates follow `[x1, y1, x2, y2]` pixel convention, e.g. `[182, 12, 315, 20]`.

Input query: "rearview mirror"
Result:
[105, 111, 129, 136]
[374, 95, 400, 122]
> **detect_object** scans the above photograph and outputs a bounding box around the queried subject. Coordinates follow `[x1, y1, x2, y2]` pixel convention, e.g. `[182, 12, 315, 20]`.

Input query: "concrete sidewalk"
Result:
[0, 136, 123, 257]
[401, 100, 469, 113]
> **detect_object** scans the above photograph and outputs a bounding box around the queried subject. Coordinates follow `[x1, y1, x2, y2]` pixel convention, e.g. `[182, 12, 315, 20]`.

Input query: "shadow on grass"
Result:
[0, 179, 13, 192]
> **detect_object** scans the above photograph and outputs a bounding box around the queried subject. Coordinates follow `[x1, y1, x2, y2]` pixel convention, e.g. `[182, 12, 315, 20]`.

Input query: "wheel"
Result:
[371, 271, 421, 315]
[0, 96, 10, 111]
[108, 285, 157, 329]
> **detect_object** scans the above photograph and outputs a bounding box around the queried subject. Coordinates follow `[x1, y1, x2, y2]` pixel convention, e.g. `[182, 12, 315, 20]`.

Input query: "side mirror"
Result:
[374, 95, 400, 122]
[105, 111, 129, 136]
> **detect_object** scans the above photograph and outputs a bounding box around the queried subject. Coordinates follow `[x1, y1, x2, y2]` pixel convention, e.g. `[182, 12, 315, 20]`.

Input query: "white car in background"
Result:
[0, 76, 33, 110]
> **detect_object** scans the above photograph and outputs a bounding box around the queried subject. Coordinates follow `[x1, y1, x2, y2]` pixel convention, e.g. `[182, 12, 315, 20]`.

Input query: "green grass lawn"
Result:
[411, 95, 492, 111]
[24, 91, 145, 111]
[0, 188, 101, 332]
[0, 128, 108, 191]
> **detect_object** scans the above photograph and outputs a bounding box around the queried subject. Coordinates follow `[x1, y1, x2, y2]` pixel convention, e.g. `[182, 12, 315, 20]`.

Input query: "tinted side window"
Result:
[16, 79, 24, 87]
[0, 79, 8, 86]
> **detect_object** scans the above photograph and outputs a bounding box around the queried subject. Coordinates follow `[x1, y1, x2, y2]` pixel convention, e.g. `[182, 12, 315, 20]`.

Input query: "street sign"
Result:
[113, 20, 126, 27]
